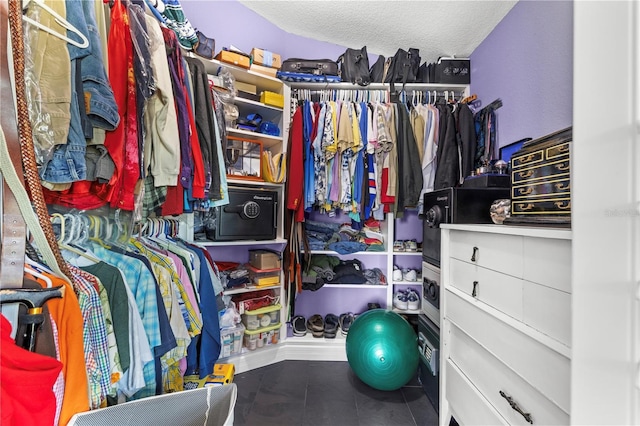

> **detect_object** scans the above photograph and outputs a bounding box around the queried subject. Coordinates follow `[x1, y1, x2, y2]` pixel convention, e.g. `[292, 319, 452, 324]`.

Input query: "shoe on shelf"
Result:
[367, 302, 382, 311]
[364, 217, 381, 232]
[393, 290, 409, 310]
[404, 239, 418, 252]
[393, 240, 405, 252]
[392, 265, 403, 281]
[307, 314, 324, 338]
[407, 289, 420, 310]
[403, 268, 418, 282]
[324, 314, 339, 339]
[292, 315, 307, 337]
[339, 312, 355, 336]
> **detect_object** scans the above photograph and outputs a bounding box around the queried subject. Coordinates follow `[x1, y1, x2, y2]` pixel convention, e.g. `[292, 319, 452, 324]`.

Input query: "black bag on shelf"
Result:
[337, 46, 370, 86]
[417, 61, 435, 83]
[384, 48, 421, 84]
[369, 55, 386, 83]
[281, 58, 339, 76]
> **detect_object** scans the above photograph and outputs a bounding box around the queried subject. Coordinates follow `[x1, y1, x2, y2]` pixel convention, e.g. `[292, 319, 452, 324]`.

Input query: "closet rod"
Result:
[287, 82, 468, 92]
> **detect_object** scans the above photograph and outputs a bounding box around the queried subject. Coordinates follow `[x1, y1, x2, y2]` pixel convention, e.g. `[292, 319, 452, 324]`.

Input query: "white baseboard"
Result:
[222, 334, 348, 374]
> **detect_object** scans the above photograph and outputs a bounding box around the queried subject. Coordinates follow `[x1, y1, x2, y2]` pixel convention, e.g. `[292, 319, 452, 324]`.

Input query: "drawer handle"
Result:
[518, 187, 533, 196]
[554, 201, 571, 210]
[517, 170, 534, 179]
[555, 182, 570, 191]
[517, 203, 535, 211]
[499, 390, 533, 424]
[471, 246, 478, 262]
[472, 281, 478, 297]
[519, 154, 536, 163]
[555, 162, 570, 171]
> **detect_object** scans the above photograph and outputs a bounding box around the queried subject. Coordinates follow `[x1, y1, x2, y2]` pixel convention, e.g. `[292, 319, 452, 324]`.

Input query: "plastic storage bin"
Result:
[243, 323, 281, 351]
[242, 304, 281, 330]
[248, 265, 280, 287]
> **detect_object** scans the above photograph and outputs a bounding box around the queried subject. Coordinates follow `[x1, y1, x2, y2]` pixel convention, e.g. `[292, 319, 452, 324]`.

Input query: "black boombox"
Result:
[209, 187, 278, 241]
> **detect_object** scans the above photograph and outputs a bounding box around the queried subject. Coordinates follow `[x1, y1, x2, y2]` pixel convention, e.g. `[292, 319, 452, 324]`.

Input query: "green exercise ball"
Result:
[345, 309, 419, 391]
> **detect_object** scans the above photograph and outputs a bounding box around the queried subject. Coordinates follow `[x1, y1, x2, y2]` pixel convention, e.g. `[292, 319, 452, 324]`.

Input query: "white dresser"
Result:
[440, 224, 572, 425]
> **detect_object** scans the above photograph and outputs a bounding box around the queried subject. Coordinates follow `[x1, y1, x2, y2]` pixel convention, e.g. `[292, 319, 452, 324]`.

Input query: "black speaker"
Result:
[210, 187, 277, 241]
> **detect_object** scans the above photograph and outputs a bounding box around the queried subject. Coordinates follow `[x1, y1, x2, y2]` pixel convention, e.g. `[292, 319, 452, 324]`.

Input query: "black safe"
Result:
[422, 187, 510, 267]
[211, 187, 278, 241]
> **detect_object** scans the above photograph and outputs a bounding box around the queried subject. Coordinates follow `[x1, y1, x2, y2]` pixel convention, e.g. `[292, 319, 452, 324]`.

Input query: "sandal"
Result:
[339, 312, 355, 336]
[307, 314, 324, 338]
[324, 314, 339, 339]
[292, 315, 307, 337]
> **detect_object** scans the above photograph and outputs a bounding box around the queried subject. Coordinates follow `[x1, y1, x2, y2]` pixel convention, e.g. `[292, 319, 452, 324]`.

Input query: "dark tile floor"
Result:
[233, 360, 438, 426]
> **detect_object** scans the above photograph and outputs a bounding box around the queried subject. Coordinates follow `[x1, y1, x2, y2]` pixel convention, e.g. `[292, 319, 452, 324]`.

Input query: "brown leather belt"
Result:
[0, 0, 27, 289]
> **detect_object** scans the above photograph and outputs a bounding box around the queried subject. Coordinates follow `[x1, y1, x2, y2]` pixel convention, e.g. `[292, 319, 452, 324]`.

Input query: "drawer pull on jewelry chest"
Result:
[518, 170, 534, 179]
[499, 390, 533, 424]
[471, 246, 478, 262]
[472, 281, 478, 297]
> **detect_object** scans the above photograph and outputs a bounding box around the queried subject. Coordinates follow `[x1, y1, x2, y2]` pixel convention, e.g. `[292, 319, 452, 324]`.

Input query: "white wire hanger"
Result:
[22, 0, 89, 49]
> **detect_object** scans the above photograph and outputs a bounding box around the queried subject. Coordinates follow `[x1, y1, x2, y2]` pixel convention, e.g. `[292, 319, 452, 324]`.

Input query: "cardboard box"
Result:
[250, 63, 278, 78]
[249, 249, 281, 270]
[260, 91, 284, 108]
[250, 48, 282, 69]
[235, 81, 257, 95]
[215, 50, 250, 69]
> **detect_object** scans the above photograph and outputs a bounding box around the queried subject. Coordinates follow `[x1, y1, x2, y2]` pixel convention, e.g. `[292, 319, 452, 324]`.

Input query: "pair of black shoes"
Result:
[307, 314, 339, 338]
[292, 313, 355, 338]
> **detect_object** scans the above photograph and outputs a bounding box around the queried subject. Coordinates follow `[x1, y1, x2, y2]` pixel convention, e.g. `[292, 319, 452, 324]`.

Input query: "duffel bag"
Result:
[281, 58, 339, 76]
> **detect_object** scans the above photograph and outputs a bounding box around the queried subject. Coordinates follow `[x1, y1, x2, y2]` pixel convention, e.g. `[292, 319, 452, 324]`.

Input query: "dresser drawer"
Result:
[511, 159, 570, 185]
[523, 280, 571, 345]
[446, 289, 570, 412]
[449, 258, 523, 320]
[449, 230, 523, 277]
[523, 237, 571, 292]
[445, 360, 507, 426]
[512, 197, 571, 216]
[448, 322, 569, 425]
[511, 178, 570, 200]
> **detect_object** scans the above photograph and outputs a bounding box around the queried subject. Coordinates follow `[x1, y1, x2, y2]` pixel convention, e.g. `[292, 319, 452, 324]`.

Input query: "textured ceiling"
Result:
[239, 0, 518, 63]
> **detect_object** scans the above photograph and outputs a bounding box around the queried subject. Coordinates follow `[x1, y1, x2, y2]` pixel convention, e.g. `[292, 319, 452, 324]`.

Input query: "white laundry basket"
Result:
[67, 384, 237, 426]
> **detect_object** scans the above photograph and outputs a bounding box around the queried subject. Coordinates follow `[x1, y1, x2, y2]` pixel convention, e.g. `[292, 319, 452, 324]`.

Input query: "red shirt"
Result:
[1, 315, 62, 426]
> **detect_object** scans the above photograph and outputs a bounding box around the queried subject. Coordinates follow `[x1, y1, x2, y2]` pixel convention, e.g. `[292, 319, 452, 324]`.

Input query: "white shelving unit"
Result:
[182, 55, 290, 369]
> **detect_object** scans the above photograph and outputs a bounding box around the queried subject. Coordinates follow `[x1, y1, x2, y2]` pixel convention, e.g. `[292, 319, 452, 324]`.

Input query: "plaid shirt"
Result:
[72, 265, 124, 396]
[131, 239, 202, 336]
[142, 175, 167, 218]
[128, 241, 190, 384]
[69, 266, 111, 408]
[91, 244, 160, 398]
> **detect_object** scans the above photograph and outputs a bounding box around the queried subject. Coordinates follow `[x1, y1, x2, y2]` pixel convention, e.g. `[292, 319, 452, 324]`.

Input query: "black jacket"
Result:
[395, 102, 423, 215]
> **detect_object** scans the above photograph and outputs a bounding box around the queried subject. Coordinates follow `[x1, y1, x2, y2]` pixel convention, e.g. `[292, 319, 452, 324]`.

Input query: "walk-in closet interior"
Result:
[0, 1, 637, 425]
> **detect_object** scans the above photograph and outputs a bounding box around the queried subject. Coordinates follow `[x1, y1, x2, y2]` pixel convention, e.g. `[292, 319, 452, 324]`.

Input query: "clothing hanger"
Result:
[22, 0, 89, 49]
[50, 213, 65, 244]
[24, 264, 53, 288]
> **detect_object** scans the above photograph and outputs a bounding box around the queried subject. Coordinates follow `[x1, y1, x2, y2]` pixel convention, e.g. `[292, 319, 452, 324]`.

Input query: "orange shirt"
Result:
[25, 270, 90, 425]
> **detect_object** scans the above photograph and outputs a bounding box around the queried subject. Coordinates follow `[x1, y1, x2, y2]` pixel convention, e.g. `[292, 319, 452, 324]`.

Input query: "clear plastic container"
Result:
[242, 304, 281, 330]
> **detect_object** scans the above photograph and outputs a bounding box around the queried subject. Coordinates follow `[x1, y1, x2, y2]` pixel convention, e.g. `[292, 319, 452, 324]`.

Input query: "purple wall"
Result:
[181, 0, 347, 61]
[470, 1, 573, 147]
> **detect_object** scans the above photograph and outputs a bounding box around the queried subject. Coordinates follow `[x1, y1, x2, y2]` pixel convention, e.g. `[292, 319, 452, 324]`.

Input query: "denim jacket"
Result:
[42, 0, 119, 184]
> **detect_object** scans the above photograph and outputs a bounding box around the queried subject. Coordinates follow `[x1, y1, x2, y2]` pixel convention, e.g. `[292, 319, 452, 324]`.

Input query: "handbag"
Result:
[281, 58, 339, 76]
[384, 47, 421, 85]
[369, 55, 386, 83]
[337, 46, 370, 86]
[193, 30, 215, 60]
